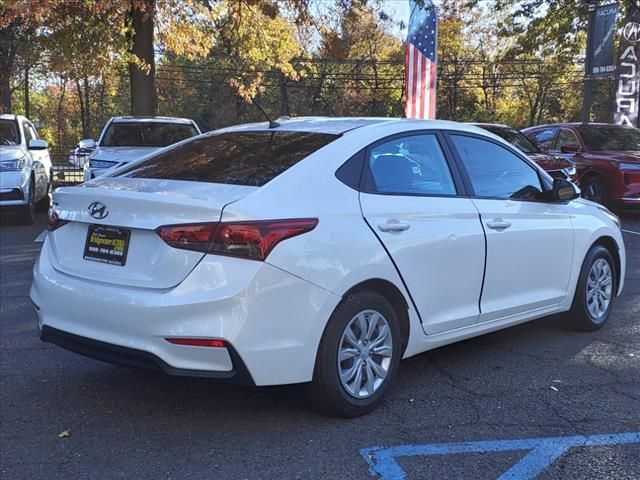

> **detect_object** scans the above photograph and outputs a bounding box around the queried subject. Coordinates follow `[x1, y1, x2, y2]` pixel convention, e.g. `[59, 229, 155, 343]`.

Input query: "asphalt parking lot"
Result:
[1, 210, 639, 480]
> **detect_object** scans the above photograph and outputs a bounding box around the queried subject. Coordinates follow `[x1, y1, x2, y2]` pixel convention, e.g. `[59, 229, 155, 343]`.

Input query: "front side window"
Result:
[451, 135, 543, 200]
[101, 122, 199, 147]
[555, 129, 579, 149]
[366, 134, 457, 196]
[119, 131, 338, 186]
[528, 128, 557, 150]
[22, 122, 34, 144]
[0, 120, 20, 145]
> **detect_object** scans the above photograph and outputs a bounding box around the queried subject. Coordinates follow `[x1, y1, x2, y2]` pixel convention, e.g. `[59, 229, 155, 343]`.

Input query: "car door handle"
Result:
[486, 219, 512, 231]
[377, 222, 410, 233]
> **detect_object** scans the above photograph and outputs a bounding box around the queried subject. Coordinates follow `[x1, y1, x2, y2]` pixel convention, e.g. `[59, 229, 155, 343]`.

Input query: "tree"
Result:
[130, 0, 157, 115]
[0, 1, 49, 113]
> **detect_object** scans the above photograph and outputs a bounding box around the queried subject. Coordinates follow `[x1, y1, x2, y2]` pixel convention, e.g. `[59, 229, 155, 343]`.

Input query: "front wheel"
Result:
[19, 179, 36, 225]
[36, 174, 52, 212]
[565, 245, 616, 331]
[581, 175, 608, 206]
[308, 290, 402, 417]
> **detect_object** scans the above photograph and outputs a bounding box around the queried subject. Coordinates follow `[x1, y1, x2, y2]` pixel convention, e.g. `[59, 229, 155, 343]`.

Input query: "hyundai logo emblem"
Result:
[88, 201, 109, 219]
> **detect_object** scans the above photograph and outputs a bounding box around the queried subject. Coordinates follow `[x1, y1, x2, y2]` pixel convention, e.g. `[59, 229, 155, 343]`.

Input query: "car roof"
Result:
[524, 122, 632, 130]
[0, 114, 21, 121]
[469, 123, 520, 131]
[110, 116, 196, 124]
[216, 116, 489, 136]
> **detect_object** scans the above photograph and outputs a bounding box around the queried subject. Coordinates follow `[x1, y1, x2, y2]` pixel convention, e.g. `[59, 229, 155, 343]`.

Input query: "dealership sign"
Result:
[592, 4, 618, 76]
[614, 3, 640, 127]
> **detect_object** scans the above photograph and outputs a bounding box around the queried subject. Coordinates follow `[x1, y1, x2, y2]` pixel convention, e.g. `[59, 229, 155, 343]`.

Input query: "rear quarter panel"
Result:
[219, 132, 428, 355]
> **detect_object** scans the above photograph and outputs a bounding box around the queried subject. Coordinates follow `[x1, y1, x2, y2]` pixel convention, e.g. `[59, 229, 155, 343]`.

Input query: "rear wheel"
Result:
[566, 245, 616, 331]
[308, 290, 402, 417]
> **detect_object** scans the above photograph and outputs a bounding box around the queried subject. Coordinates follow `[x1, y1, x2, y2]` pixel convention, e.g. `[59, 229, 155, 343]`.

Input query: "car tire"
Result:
[581, 175, 608, 206]
[565, 245, 616, 332]
[19, 178, 36, 225]
[308, 290, 402, 417]
[35, 174, 52, 212]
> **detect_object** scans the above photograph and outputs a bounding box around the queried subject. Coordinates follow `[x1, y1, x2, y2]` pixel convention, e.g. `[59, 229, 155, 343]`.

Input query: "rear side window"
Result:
[364, 134, 457, 196]
[119, 131, 338, 186]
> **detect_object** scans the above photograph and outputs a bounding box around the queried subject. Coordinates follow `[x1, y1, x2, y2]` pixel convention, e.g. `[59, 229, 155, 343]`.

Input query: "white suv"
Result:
[82, 116, 201, 181]
[0, 114, 52, 224]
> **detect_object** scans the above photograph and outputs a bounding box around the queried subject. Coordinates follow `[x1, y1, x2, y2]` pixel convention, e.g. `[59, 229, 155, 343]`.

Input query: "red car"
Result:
[471, 123, 578, 182]
[523, 123, 640, 208]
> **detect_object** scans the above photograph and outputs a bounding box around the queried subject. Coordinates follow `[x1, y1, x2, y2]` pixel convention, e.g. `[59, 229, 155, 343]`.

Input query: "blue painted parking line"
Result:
[360, 432, 640, 480]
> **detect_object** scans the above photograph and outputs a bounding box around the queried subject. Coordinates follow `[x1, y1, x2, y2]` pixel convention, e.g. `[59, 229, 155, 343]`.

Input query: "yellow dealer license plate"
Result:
[83, 225, 131, 266]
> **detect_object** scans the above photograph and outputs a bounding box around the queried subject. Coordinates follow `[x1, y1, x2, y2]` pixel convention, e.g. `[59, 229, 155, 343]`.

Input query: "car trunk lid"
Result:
[48, 177, 257, 289]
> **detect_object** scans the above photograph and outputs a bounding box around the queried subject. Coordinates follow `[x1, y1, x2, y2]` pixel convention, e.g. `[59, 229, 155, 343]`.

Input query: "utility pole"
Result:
[582, 0, 597, 123]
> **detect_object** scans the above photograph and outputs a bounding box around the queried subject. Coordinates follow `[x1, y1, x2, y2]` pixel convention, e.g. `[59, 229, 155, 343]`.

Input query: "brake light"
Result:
[166, 338, 226, 348]
[47, 209, 69, 231]
[156, 218, 318, 261]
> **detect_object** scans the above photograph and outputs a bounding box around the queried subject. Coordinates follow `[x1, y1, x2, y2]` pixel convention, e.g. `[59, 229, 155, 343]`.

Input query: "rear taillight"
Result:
[47, 209, 69, 231]
[156, 218, 318, 261]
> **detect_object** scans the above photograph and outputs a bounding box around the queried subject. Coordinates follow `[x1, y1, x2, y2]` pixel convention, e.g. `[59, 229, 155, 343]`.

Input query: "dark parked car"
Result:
[471, 123, 577, 182]
[523, 123, 640, 208]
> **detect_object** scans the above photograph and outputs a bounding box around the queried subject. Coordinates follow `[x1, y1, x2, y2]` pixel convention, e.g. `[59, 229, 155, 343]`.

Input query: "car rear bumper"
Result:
[40, 325, 254, 383]
[31, 238, 340, 386]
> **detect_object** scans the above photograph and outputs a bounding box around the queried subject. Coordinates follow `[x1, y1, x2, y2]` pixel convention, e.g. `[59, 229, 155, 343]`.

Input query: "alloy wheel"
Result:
[337, 309, 393, 399]
[583, 179, 604, 204]
[586, 258, 613, 320]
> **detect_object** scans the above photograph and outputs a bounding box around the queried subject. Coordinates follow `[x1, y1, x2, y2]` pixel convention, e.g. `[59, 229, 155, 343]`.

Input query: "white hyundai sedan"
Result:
[31, 117, 625, 417]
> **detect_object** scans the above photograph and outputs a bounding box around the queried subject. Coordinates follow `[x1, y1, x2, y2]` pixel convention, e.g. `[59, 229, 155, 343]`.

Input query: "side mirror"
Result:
[28, 139, 48, 150]
[78, 139, 96, 150]
[553, 178, 580, 201]
[537, 145, 550, 154]
[560, 144, 581, 154]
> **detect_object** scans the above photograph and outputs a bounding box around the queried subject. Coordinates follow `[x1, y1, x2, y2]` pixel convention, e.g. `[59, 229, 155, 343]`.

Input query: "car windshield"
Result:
[100, 122, 199, 147]
[118, 131, 339, 186]
[482, 126, 538, 154]
[0, 119, 20, 146]
[578, 125, 640, 151]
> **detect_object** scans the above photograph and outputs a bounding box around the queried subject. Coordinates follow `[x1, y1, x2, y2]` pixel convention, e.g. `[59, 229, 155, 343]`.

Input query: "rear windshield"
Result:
[101, 122, 199, 147]
[118, 131, 339, 186]
[577, 125, 640, 151]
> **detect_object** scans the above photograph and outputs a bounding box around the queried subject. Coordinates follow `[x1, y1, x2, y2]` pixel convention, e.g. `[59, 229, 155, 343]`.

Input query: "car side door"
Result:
[358, 132, 486, 334]
[446, 133, 574, 322]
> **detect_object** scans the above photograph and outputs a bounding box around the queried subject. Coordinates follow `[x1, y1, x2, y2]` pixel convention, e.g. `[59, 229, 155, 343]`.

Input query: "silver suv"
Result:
[0, 114, 52, 224]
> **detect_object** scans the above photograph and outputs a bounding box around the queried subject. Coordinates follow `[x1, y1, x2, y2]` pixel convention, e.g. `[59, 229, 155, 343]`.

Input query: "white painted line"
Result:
[622, 229, 640, 236]
[34, 230, 47, 243]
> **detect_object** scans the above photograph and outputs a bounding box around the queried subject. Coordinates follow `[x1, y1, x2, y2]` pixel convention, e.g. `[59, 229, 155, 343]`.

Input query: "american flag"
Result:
[405, 0, 438, 119]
